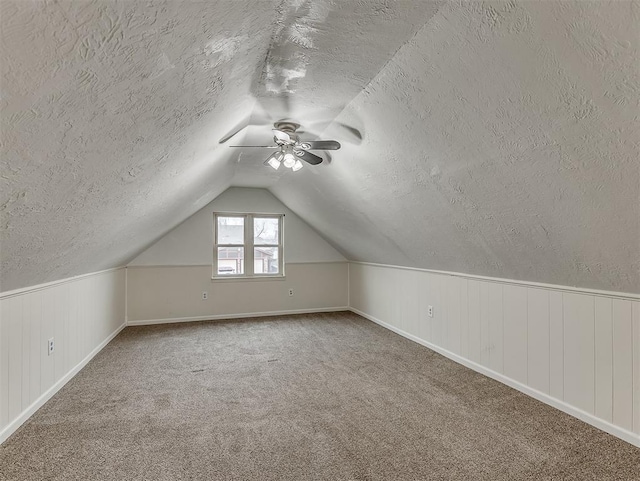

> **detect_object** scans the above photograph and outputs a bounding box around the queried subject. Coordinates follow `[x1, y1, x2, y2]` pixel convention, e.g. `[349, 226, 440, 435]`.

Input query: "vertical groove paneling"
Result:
[417, 272, 430, 342]
[460, 279, 469, 359]
[399, 271, 408, 335]
[0, 298, 10, 427]
[85, 277, 92, 354]
[563, 293, 595, 414]
[21, 295, 30, 411]
[488, 283, 504, 374]
[392, 269, 403, 333]
[397, 270, 406, 334]
[409, 271, 418, 335]
[527, 288, 550, 394]
[594, 297, 613, 422]
[412, 271, 423, 340]
[372, 267, 386, 323]
[40, 287, 54, 393]
[8, 296, 22, 421]
[439, 275, 448, 350]
[348, 264, 360, 312]
[404, 270, 420, 338]
[480, 281, 490, 368]
[431, 274, 444, 347]
[88, 276, 98, 353]
[467, 280, 481, 364]
[53, 284, 64, 381]
[79, 278, 88, 361]
[69, 283, 79, 369]
[0, 269, 126, 436]
[62, 283, 71, 376]
[422, 273, 432, 342]
[27, 290, 42, 406]
[633, 301, 640, 435]
[447, 276, 461, 355]
[612, 299, 633, 431]
[549, 291, 564, 400]
[503, 285, 528, 384]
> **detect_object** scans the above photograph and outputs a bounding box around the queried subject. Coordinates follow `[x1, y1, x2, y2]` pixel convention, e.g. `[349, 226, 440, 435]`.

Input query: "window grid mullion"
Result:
[246, 214, 254, 276]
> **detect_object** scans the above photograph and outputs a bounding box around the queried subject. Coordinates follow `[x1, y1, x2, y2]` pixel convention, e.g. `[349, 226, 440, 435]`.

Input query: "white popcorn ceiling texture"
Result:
[1, 1, 638, 293]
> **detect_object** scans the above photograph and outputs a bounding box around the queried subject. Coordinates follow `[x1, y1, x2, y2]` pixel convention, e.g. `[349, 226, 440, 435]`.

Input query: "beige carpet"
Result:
[1, 311, 638, 480]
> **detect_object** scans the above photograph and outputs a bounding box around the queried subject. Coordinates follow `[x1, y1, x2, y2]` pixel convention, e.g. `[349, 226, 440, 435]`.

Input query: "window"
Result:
[213, 213, 284, 278]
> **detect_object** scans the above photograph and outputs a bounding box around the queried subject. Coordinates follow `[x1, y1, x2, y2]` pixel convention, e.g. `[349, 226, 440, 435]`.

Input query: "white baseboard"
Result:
[0, 321, 127, 445]
[350, 307, 640, 449]
[127, 307, 350, 326]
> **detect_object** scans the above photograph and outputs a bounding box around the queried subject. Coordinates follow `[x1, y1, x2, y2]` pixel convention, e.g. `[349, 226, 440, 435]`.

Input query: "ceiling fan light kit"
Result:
[265, 151, 284, 170]
[263, 147, 304, 171]
[231, 120, 341, 172]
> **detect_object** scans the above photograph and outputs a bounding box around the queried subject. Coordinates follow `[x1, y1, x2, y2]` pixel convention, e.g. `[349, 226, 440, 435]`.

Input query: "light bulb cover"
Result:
[267, 157, 281, 170]
[292, 159, 304, 171]
[283, 153, 296, 168]
[265, 151, 283, 170]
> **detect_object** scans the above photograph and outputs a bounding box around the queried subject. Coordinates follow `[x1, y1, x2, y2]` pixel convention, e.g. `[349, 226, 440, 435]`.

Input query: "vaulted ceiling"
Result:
[1, 0, 638, 293]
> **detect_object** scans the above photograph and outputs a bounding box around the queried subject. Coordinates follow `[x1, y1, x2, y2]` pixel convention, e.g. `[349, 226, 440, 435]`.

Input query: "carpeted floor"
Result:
[1, 311, 638, 480]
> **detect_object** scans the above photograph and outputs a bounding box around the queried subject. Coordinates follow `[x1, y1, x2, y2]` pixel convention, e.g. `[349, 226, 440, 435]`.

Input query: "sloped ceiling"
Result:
[268, 0, 640, 293]
[1, 1, 638, 293]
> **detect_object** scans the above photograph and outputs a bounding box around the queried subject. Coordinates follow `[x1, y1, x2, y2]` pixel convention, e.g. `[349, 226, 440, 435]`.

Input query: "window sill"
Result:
[210, 275, 286, 283]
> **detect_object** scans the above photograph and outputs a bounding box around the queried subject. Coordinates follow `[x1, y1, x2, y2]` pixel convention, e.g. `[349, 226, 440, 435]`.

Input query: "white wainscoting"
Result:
[126, 262, 349, 324]
[0, 268, 127, 444]
[348, 262, 640, 447]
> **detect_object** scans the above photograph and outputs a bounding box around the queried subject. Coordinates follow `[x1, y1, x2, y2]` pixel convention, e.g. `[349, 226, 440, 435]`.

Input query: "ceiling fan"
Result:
[229, 121, 341, 171]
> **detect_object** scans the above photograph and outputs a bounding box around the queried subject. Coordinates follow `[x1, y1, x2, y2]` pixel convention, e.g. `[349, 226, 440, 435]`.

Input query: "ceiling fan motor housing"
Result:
[273, 121, 300, 133]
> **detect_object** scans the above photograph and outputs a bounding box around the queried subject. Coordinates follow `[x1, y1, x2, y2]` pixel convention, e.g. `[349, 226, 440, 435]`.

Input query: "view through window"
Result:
[214, 213, 283, 277]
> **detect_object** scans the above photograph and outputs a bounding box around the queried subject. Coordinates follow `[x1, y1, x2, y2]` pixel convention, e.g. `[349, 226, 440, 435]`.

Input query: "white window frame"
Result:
[212, 212, 284, 280]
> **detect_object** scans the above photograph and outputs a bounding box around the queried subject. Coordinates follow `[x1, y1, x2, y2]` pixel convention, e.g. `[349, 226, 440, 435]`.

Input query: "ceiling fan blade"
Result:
[335, 122, 363, 142]
[299, 140, 341, 150]
[273, 129, 293, 144]
[229, 145, 279, 148]
[294, 149, 323, 165]
[307, 120, 363, 145]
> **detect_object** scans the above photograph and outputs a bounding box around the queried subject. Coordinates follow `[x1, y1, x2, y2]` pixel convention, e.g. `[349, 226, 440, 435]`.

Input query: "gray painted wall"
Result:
[129, 187, 345, 266]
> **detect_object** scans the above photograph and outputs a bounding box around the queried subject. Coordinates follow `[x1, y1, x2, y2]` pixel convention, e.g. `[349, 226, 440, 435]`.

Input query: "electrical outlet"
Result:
[48, 338, 55, 356]
[288, 288, 294, 297]
[428, 305, 434, 318]
[202, 291, 208, 300]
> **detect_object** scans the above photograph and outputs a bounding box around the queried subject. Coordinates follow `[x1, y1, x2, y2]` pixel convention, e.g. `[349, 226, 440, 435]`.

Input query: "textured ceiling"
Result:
[1, 1, 638, 293]
[272, 0, 640, 294]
